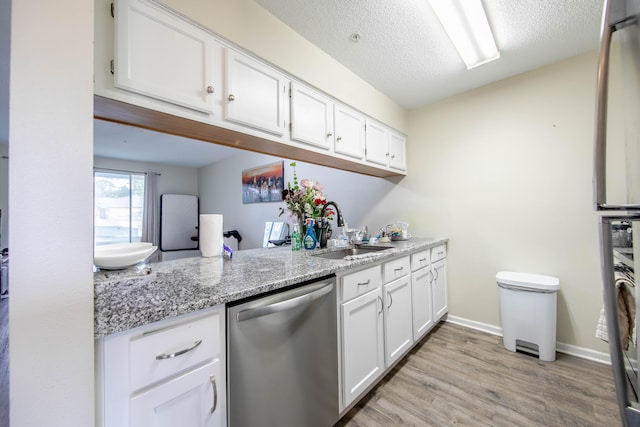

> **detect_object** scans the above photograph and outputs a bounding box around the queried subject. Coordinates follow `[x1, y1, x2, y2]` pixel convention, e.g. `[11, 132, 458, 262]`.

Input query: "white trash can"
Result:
[496, 271, 560, 362]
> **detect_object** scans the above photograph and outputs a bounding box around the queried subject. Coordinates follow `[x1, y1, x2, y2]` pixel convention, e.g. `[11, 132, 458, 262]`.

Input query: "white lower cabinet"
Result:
[339, 265, 384, 408]
[432, 258, 448, 321]
[382, 275, 413, 366]
[411, 265, 434, 341]
[341, 288, 385, 407]
[96, 305, 226, 427]
[382, 256, 413, 366]
[338, 245, 448, 413]
[129, 360, 221, 427]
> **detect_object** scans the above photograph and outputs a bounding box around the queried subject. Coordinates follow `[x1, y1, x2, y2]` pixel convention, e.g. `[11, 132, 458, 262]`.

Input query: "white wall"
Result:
[198, 151, 397, 249]
[361, 51, 621, 353]
[9, 0, 95, 425]
[161, 0, 407, 133]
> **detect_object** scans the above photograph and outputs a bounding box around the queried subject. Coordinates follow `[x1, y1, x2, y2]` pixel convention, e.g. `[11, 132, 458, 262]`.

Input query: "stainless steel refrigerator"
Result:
[596, 1, 640, 425]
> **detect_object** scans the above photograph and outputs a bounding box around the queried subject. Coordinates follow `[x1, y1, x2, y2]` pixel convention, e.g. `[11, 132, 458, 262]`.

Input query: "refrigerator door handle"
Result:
[594, 0, 640, 211]
[599, 216, 631, 418]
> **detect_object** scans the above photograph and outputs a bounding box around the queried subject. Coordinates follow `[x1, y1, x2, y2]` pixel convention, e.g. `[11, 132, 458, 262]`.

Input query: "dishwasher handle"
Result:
[236, 282, 334, 322]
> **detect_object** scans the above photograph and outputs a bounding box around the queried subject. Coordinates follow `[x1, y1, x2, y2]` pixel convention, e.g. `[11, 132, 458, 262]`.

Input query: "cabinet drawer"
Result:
[411, 250, 431, 272]
[129, 312, 220, 392]
[431, 245, 447, 263]
[342, 265, 382, 302]
[383, 256, 410, 283]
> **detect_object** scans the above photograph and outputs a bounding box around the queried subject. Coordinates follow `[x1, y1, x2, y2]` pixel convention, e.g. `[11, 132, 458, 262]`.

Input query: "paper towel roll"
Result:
[200, 214, 223, 257]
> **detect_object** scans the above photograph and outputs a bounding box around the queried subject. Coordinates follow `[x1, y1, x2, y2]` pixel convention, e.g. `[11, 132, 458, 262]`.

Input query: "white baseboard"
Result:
[445, 315, 612, 365]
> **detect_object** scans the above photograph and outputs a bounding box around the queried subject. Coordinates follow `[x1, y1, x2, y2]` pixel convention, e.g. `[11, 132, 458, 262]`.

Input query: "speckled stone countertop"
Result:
[94, 237, 448, 338]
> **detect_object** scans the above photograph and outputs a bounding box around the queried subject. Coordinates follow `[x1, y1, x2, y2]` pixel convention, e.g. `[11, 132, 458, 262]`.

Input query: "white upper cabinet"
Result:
[365, 120, 407, 172]
[114, 0, 215, 114]
[223, 48, 288, 137]
[365, 120, 389, 166]
[334, 104, 365, 159]
[389, 131, 407, 171]
[290, 82, 334, 150]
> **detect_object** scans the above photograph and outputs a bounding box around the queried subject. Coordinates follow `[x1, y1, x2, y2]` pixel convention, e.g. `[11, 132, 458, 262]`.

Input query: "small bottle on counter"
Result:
[303, 218, 318, 250]
[291, 223, 301, 251]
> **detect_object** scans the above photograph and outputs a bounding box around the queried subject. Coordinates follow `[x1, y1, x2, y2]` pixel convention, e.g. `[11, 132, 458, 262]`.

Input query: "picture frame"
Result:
[242, 161, 284, 204]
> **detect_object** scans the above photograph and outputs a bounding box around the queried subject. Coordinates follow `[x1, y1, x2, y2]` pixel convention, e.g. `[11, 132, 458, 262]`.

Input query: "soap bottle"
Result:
[291, 223, 301, 251]
[303, 218, 318, 250]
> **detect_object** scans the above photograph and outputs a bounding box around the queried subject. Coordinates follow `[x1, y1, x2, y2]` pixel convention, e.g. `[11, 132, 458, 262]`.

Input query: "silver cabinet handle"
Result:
[434, 267, 439, 281]
[419, 257, 427, 263]
[228, 94, 235, 101]
[357, 279, 370, 287]
[326, 132, 333, 138]
[387, 291, 393, 309]
[155, 339, 202, 360]
[377, 295, 383, 315]
[336, 136, 342, 142]
[236, 282, 333, 322]
[427, 269, 434, 284]
[391, 154, 395, 159]
[206, 86, 214, 94]
[210, 374, 218, 414]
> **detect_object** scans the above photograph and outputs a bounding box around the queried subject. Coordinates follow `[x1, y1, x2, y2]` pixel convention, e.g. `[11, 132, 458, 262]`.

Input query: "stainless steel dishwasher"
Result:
[227, 275, 338, 427]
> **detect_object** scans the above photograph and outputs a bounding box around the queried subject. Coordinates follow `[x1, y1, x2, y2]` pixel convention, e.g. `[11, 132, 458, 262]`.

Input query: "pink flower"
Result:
[314, 182, 323, 192]
[300, 179, 313, 188]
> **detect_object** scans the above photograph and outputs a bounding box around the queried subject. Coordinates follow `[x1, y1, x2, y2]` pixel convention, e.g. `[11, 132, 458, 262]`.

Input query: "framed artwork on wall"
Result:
[242, 161, 284, 204]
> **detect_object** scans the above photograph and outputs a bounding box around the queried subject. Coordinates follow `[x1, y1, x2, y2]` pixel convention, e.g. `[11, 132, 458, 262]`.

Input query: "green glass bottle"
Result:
[291, 223, 301, 251]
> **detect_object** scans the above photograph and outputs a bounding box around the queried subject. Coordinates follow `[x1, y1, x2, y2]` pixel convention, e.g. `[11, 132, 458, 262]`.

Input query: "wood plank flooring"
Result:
[336, 322, 620, 427]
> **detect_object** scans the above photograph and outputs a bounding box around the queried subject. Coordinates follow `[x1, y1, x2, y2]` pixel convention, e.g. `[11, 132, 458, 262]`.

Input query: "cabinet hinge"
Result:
[110, 59, 114, 75]
[110, 3, 115, 18]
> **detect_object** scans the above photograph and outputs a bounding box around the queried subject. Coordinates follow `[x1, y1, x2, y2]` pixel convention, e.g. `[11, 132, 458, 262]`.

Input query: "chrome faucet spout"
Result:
[320, 201, 345, 227]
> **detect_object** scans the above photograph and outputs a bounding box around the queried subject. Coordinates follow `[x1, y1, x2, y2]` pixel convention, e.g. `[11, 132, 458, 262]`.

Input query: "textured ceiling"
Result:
[254, 0, 604, 109]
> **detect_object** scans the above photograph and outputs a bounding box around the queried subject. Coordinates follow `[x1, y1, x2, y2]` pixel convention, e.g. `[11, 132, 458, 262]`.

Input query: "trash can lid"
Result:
[496, 271, 560, 291]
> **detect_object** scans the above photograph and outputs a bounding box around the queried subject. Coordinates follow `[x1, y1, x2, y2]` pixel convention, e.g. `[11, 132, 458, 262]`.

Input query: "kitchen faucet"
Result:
[318, 201, 345, 248]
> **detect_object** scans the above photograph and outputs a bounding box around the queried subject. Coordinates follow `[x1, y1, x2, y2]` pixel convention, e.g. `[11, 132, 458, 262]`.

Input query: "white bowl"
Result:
[94, 243, 157, 270]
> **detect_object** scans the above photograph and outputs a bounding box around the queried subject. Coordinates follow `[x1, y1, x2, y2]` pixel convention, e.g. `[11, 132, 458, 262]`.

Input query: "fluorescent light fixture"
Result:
[428, 0, 500, 69]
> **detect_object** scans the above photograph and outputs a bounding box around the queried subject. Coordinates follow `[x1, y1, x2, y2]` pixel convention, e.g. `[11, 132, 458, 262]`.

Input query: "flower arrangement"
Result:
[279, 162, 334, 228]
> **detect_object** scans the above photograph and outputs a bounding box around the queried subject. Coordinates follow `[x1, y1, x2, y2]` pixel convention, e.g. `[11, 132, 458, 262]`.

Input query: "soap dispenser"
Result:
[303, 218, 318, 250]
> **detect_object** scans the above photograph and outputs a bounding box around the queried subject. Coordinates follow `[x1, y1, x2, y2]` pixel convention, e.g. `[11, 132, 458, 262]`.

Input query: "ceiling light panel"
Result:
[428, 0, 500, 69]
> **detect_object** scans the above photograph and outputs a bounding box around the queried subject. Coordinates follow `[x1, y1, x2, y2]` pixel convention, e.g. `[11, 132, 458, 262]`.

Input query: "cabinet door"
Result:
[224, 48, 288, 136]
[290, 82, 334, 150]
[432, 259, 448, 321]
[130, 359, 222, 427]
[334, 104, 365, 159]
[411, 268, 434, 341]
[389, 131, 407, 171]
[114, 0, 215, 114]
[365, 120, 389, 166]
[341, 289, 384, 407]
[383, 277, 413, 366]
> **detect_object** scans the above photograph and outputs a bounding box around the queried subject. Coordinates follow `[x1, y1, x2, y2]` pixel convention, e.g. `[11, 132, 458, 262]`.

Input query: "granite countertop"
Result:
[94, 237, 448, 338]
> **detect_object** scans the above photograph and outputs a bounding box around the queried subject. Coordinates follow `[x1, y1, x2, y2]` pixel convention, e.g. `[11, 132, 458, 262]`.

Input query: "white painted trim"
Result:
[445, 315, 612, 365]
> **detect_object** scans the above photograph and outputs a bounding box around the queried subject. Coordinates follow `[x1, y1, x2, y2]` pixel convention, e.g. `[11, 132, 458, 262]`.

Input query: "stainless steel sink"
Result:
[312, 245, 392, 260]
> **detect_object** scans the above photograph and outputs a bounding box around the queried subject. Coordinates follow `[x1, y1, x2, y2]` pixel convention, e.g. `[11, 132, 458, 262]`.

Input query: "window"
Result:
[94, 171, 145, 246]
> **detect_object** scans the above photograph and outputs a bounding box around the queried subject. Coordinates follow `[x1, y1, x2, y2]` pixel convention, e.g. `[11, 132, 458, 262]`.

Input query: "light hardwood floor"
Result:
[336, 322, 620, 427]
